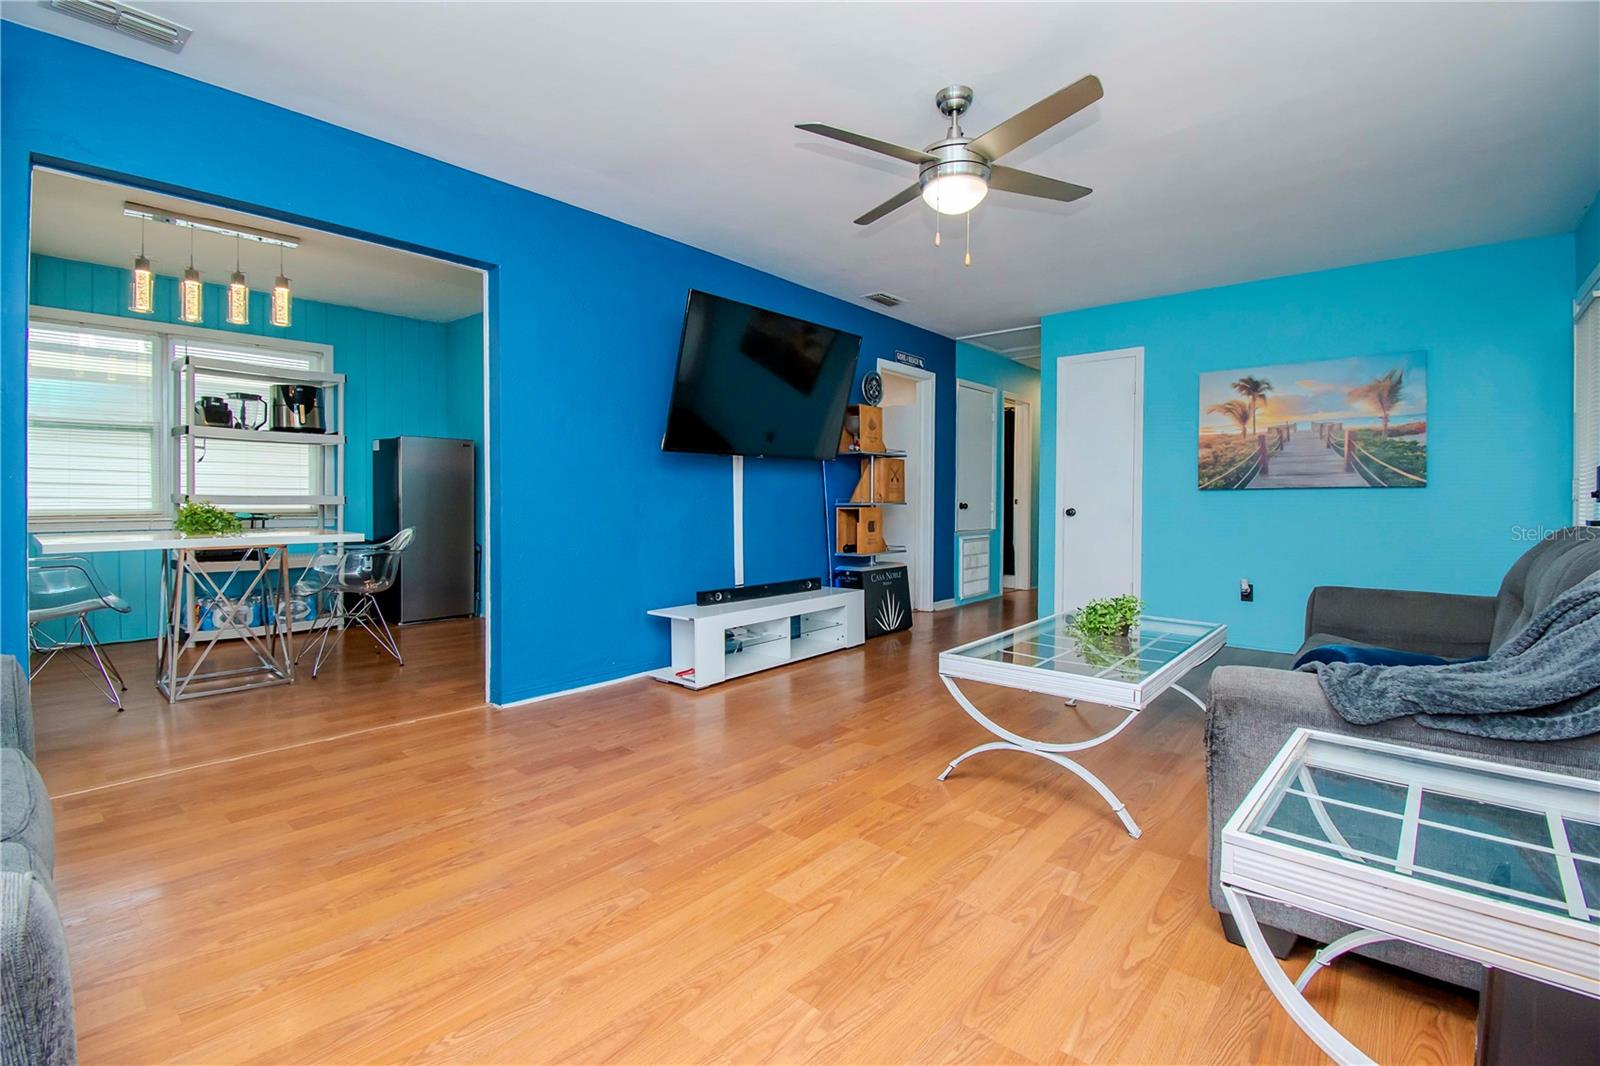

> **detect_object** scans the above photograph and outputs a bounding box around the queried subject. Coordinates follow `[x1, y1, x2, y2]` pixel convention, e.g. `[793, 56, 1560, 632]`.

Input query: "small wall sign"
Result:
[893, 351, 925, 369]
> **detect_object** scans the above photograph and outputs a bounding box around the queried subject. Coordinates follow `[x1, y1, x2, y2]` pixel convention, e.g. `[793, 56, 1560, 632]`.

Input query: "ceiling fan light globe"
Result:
[921, 173, 988, 215]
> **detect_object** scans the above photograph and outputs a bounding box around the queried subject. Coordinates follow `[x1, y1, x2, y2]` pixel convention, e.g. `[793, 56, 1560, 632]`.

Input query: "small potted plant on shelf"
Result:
[175, 500, 247, 562]
[175, 500, 244, 537]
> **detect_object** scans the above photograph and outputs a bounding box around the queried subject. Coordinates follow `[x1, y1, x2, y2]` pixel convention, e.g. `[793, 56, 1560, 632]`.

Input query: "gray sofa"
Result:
[1206, 528, 1600, 989]
[0, 655, 76, 1064]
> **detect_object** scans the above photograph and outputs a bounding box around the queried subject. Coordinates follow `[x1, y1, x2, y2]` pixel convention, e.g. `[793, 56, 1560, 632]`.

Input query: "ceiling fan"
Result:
[797, 75, 1103, 228]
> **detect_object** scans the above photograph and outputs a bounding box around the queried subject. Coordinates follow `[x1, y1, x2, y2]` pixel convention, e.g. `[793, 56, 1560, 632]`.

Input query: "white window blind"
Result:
[174, 339, 324, 505]
[1577, 299, 1600, 525]
[27, 324, 159, 516]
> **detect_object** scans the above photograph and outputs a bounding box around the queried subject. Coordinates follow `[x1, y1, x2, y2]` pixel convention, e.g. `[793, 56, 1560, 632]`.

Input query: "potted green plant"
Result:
[174, 500, 244, 538]
[1068, 594, 1143, 661]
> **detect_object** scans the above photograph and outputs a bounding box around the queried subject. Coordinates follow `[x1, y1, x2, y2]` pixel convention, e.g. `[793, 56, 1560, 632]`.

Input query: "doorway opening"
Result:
[21, 166, 492, 794]
[1002, 394, 1033, 590]
[876, 358, 936, 612]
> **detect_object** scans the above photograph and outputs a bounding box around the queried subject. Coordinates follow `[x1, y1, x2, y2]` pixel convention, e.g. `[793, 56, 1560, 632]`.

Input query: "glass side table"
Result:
[1220, 728, 1600, 1065]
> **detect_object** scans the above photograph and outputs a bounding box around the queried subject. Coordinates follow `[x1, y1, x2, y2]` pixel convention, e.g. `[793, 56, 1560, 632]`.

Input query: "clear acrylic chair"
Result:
[294, 528, 415, 678]
[28, 556, 133, 710]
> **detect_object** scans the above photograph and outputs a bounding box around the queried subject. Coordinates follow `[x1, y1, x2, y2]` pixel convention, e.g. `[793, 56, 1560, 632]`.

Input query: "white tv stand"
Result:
[648, 587, 865, 689]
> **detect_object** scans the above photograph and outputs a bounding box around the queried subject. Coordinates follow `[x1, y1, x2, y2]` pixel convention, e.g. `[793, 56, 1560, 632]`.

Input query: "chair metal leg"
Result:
[79, 615, 127, 711]
[30, 614, 125, 710]
[356, 595, 403, 665]
[309, 608, 351, 678]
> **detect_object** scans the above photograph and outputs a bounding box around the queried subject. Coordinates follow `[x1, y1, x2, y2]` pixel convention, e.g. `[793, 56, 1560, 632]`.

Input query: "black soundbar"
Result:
[696, 577, 823, 607]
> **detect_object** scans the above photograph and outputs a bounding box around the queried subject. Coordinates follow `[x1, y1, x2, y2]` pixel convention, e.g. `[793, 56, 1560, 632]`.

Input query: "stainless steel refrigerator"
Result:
[372, 436, 477, 623]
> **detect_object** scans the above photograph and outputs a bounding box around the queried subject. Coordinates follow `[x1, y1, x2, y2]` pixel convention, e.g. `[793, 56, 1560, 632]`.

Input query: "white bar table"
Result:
[34, 529, 365, 702]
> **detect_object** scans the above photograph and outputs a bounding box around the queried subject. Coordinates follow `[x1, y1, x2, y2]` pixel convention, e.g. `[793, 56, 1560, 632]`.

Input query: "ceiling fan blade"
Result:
[967, 75, 1103, 162]
[854, 185, 921, 226]
[797, 124, 938, 166]
[988, 165, 1093, 203]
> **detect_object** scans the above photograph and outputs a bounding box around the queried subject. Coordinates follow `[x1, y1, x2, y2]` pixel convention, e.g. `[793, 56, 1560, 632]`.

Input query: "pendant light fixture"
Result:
[178, 225, 203, 324]
[270, 244, 292, 328]
[128, 216, 154, 314]
[226, 235, 249, 326]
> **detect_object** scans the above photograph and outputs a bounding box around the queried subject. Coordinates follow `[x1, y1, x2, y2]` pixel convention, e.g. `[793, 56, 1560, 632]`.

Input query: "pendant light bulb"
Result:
[226, 235, 249, 326]
[178, 227, 203, 323]
[270, 245, 292, 328]
[129, 218, 154, 314]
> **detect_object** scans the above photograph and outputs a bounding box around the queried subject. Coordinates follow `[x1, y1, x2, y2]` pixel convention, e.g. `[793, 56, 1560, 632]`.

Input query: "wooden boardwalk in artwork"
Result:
[1247, 429, 1366, 488]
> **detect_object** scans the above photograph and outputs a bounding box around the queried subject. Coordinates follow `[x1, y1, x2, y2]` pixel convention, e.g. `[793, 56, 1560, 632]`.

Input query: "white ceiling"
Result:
[29, 169, 484, 321]
[9, 2, 1597, 338]
[961, 325, 1041, 369]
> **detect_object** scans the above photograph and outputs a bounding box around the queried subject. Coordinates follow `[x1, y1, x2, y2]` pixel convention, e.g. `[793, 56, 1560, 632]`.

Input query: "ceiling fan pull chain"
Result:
[964, 211, 972, 267]
[934, 195, 942, 246]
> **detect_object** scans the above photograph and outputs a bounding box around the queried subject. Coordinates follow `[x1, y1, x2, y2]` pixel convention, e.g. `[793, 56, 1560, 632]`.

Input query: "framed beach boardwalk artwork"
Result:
[1198, 352, 1428, 490]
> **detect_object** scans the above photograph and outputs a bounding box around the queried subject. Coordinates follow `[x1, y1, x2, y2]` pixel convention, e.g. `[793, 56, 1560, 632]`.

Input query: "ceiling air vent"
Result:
[46, 1, 192, 52]
[862, 292, 904, 308]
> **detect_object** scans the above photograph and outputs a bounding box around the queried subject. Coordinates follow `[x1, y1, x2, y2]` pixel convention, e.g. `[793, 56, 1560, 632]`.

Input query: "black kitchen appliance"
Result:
[227, 392, 267, 430]
[194, 395, 237, 428]
[270, 384, 325, 433]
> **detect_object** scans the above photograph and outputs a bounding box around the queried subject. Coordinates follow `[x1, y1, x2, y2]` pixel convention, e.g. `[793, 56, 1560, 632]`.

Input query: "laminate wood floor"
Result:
[31, 596, 1476, 1064]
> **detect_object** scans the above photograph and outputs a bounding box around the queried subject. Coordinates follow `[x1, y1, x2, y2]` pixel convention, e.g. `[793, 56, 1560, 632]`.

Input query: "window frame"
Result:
[26, 306, 335, 532]
[1576, 292, 1600, 526]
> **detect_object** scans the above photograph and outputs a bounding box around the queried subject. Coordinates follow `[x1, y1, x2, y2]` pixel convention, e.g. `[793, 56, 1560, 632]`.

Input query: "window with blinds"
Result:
[1577, 299, 1600, 525]
[27, 324, 159, 516]
[172, 339, 325, 506]
[27, 319, 334, 523]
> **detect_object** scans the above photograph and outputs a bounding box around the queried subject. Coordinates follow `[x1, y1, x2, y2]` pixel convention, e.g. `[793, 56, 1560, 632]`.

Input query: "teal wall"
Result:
[954, 342, 1040, 603]
[28, 253, 484, 642]
[1039, 235, 1575, 652]
[1576, 192, 1600, 294]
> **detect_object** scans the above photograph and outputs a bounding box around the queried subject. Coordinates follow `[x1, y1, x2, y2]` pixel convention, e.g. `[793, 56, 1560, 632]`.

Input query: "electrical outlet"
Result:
[1240, 579, 1254, 603]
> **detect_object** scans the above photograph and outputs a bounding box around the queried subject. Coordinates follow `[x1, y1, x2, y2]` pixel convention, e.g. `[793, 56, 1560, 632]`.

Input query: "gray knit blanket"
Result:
[1303, 575, 1600, 741]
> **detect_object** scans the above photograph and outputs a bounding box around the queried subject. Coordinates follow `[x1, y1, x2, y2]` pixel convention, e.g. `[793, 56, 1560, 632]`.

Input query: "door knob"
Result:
[959, 502, 969, 510]
[1064, 507, 1077, 517]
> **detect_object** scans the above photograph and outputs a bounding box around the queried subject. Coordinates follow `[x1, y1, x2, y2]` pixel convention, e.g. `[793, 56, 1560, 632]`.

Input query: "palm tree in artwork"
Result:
[1208, 400, 1253, 437]
[1350, 369, 1405, 437]
[1231, 376, 1274, 436]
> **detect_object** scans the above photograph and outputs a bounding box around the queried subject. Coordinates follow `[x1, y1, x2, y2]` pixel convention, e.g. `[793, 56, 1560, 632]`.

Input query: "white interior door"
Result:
[1055, 349, 1141, 612]
[956, 381, 996, 533]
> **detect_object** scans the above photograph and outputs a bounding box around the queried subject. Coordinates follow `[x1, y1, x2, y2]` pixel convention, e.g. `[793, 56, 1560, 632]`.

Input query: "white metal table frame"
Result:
[34, 529, 364, 702]
[1220, 728, 1600, 1066]
[937, 613, 1227, 838]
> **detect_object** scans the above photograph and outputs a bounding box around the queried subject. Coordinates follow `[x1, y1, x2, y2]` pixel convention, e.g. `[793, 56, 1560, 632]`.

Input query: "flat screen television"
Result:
[661, 290, 862, 460]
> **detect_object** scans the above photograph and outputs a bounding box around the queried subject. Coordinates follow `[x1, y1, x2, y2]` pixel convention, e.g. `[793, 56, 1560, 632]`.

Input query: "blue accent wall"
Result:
[1039, 236, 1575, 652]
[0, 24, 955, 700]
[25, 253, 485, 642]
[1576, 192, 1600, 293]
[953, 343, 1040, 603]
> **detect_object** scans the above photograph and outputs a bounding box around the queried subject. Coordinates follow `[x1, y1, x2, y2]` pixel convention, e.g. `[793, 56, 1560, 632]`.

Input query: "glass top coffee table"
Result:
[1221, 729, 1600, 1065]
[937, 612, 1227, 838]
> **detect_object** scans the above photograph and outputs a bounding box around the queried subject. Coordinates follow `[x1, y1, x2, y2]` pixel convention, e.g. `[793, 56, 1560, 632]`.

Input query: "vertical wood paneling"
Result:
[27, 254, 480, 643]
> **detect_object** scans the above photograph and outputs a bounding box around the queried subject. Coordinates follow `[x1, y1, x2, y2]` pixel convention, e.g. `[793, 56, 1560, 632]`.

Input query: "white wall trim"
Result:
[932, 598, 958, 611]
[494, 669, 654, 709]
[878, 357, 936, 612]
[1053, 346, 1144, 611]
